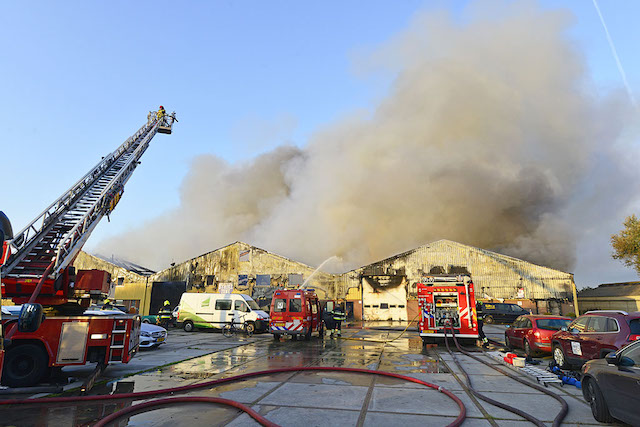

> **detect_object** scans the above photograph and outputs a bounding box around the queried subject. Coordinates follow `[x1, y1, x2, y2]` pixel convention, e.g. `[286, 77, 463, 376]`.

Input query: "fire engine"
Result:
[270, 289, 323, 340]
[0, 109, 176, 388]
[417, 275, 479, 344]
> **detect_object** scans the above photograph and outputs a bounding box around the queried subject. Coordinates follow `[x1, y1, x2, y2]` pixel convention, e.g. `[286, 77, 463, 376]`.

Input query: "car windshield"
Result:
[536, 318, 570, 331]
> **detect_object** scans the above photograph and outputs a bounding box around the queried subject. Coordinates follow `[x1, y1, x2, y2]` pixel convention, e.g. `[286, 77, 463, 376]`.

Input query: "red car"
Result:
[504, 315, 571, 356]
[551, 310, 640, 368]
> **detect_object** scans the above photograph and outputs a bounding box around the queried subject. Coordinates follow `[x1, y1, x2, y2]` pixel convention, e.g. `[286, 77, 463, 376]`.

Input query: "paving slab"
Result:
[373, 373, 465, 391]
[257, 383, 369, 410]
[287, 371, 373, 387]
[125, 401, 243, 427]
[367, 387, 468, 417]
[364, 412, 491, 427]
[182, 380, 283, 403]
[477, 390, 598, 424]
[227, 405, 360, 427]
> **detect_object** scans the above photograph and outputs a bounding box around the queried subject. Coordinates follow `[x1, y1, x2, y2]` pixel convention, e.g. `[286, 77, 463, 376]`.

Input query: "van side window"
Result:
[289, 299, 302, 313]
[234, 300, 249, 312]
[274, 299, 287, 312]
[215, 300, 232, 310]
[311, 302, 318, 314]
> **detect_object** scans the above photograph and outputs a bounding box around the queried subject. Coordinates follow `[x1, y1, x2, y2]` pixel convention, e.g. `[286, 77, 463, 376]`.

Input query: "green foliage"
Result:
[611, 215, 640, 276]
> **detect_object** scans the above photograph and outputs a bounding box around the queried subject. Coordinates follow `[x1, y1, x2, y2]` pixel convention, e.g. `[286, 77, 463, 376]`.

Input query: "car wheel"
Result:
[553, 344, 568, 369]
[304, 327, 312, 341]
[142, 319, 150, 324]
[2, 343, 49, 387]
[504, 335, 513, 349]
[484, 315, 494, 324]
[585, 378, 614, 423]
[183, 321, 194, 332]
[524, 340, 534, 357]
[273, 334, 280, 341]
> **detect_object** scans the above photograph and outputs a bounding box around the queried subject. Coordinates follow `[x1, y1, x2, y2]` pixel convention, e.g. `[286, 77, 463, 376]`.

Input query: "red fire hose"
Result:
[93, 396, 279, 427]
[0, 366, 466, 427]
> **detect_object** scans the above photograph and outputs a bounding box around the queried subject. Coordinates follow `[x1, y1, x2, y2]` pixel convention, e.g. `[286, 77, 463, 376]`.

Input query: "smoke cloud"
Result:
[96, 1, 635, 273]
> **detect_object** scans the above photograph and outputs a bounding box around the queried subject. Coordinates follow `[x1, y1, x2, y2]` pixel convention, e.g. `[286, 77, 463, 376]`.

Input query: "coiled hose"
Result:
[443, 327, 569, 427]
[0, 366, 466, 427]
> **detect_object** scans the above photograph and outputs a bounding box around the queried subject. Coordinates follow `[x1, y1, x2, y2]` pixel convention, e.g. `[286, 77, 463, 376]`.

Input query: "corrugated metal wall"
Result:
[346, 240, 574, 301]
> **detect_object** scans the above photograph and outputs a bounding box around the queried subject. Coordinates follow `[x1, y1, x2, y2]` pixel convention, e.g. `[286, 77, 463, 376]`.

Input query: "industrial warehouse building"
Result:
[74, 239, 578, 319]
[341, 240, 578, 321]
[74, 242, 338, 315]
[578, 281, 640, 313]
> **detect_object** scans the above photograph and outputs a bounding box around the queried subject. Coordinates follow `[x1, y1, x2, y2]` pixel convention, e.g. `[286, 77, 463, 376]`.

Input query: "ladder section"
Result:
[3, 112, 175, 280]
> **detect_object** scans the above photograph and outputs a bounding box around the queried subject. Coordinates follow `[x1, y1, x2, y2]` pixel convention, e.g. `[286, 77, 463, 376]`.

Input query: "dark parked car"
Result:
[581, 339, 640, 425]
[551, 310, 640, 368]
[477, 302, 529, 324]
[505, 315, 571, 356]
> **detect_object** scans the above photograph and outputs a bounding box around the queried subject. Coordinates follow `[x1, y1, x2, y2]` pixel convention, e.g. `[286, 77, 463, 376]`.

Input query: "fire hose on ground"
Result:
[443, 326, 569, 427]
[0, 366, 467, 427]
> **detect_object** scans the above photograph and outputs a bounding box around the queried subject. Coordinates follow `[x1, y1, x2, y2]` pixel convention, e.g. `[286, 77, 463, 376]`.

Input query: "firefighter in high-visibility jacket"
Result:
[330, 305, 346, 337]
[158, 300, 172, 329]
[157, 105, 166, 120]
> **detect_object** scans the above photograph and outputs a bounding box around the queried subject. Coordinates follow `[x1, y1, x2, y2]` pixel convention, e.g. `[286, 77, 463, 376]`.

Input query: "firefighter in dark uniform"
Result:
[331, 304, 346, 337]
[476, 302, 488, 347]
[102, 299, 114, 310]
[322, 306, 335, 337]
[158, 300, 172, 329]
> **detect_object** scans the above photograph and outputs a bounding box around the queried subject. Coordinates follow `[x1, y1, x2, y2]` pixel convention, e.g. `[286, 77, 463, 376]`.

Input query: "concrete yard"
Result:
[1, 325, 618, 426]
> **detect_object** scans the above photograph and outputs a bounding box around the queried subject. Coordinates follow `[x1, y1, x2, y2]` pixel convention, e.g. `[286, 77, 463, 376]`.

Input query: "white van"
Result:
[177, 293, 269, 333]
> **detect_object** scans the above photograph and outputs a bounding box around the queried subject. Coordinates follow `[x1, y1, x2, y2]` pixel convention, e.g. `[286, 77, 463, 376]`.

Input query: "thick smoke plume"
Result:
[97, 1, 633, 273]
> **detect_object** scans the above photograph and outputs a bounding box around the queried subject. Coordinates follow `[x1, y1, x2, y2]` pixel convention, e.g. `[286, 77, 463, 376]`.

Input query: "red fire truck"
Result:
[0, 110, 176, 388]
[418, 275, 479, 344]
[270, 289, 323, 340]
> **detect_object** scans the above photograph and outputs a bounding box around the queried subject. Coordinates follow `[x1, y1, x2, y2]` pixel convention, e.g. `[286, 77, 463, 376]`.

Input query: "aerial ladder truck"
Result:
[0, 109, 176, 388]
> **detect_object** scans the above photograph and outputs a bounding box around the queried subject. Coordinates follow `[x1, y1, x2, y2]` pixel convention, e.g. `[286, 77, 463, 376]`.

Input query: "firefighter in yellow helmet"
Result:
[158, 300, 172, 329]
[156, 105, 166, 120]
[102, 298, 114, 310]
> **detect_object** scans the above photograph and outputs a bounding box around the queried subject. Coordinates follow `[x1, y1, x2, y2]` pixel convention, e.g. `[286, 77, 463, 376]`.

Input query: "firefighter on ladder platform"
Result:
[158, 300, 172, 329]
[157, 105, 166, 120]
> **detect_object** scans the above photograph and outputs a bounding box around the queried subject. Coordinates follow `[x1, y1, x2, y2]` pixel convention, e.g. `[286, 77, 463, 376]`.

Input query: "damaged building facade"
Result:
[75, 239, 577, 320]
[74, 242, 338, 315]
[341, 240, 578, 321]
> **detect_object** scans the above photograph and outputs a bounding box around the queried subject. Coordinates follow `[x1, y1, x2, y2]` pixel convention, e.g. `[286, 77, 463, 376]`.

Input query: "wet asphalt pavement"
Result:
[0, 326, 612, 426]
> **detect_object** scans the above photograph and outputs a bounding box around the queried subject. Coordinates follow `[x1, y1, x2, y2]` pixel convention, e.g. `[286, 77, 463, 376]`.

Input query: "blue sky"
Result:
[1, 1, 638, 287]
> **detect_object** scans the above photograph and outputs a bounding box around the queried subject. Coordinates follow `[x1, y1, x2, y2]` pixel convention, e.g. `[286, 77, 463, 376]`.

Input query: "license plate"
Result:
[157, 337, 165, 342]
[423, 329, 435, 334]
[273, 322, 285, 327]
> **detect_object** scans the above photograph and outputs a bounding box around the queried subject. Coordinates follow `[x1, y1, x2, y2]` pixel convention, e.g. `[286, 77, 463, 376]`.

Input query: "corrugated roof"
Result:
[579, 282, 640, 298]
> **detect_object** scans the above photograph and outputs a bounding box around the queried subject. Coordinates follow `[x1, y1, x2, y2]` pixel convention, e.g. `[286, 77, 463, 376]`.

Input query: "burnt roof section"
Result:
[579, 281, 640, 298]
[93, 253, 156, 277]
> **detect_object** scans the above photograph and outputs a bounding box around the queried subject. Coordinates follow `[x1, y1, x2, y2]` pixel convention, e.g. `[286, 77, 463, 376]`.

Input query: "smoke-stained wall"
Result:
[345, 240, 576, 316]
[146, 242, 338, 300]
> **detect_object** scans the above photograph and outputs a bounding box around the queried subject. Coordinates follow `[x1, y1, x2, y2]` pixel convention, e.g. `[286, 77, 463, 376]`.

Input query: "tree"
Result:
[611, 215, 640, 275]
